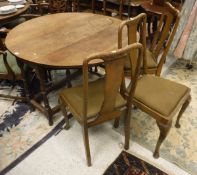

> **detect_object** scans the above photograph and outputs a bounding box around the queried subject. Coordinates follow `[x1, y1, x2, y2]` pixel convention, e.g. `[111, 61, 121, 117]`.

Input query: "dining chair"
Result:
[122, 2, 180, 76]
[142, 2, 181, 76]
[118, 9, 191, 159]
[0, 37, 27, 101]
[132, 74, 191, 158]
[59, 43, 143, 166]
[103, 0, 130, 19]
[47, 0, 69, 13]
[30, 0, 69, 15]
[19, 4, 42, 20]
[73, 0, 95, 12]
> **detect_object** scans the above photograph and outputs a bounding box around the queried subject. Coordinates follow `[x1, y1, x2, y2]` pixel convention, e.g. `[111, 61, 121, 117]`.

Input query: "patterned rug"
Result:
[0, 71, 98, 174]
[0, 81, 65, 174]
[104, 151, 168, 175]
[118, 59, 197, 175]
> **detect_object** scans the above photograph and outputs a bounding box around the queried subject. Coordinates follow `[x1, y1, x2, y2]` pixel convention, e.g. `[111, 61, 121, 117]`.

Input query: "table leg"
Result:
[36, 66, 53, 126]
[16, 59, 33, 110]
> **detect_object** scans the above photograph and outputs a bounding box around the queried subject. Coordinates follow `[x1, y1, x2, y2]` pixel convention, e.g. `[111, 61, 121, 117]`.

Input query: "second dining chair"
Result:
[118, 11, 191, 159]
[120, 2, 180, 76]
[143, 2, 181, 76]
[59, 43, 143, 166]
[0, 37, 30, 102]
[30, 0, 69, 15]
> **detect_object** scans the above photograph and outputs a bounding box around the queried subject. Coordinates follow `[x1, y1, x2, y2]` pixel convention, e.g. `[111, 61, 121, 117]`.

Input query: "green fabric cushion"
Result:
[59, 78, 126, 120]
[134, 75, 190, 117]
[0, 51, 21, 75]
[124, 49, 157, 70]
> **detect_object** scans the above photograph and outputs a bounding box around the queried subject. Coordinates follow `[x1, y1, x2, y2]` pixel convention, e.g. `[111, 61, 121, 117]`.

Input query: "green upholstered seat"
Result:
[124, 49, 157, 69]
[59, 78, 126, 121]
[134, 75, 190, 117]
[0, 51, 21, 75]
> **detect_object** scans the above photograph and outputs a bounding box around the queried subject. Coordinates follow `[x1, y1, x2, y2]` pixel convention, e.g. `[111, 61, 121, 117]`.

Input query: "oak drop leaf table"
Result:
[5, 13, 123, 125]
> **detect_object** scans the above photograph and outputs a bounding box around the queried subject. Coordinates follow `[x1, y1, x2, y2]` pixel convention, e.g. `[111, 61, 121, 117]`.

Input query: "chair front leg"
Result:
[82, 125, 91, 166]
[175, 95, 191, 128]
[153, 120, 172, 158]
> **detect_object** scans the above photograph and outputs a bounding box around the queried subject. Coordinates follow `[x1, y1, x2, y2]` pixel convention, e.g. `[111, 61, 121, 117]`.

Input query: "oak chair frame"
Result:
[120, 2, 180, 76]
[73, 0, 95, 12]
[118, 10, 191, 159]
[59, 43, 143, 166]
[30, 0, 69, 15]
[103, 0, 129, 19]
[133, 86, 191, 158]
[0, 38, 27, 101]
[144, 2, 181, 76]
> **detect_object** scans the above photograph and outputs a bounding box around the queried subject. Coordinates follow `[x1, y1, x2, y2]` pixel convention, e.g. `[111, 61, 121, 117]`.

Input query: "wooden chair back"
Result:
[0, 38, 15, 80]
[0, 37, 26, 101]
[118, 13, 147, 76]
[103, 0, 125, 19]
[33, 0, 68, 14]
[150, 2, 180, 73]
[48, 0, 68, 13]
[0, 52, 15, 80]
[75, 0, 94, 12]
[82, 43, 143, 126]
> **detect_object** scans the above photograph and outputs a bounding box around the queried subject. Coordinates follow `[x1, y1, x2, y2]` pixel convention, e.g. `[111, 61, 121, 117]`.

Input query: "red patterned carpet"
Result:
[104, 151, 168, 175]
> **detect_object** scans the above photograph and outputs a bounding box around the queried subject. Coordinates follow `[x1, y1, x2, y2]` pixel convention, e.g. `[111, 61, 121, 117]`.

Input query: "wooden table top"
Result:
[5, 13, 123, 68]
[0, 1, 29, 23]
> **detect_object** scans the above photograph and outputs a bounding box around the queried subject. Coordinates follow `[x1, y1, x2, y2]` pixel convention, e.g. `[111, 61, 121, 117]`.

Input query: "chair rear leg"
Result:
[153, 120, 172, 158]
[82, 125, 91, 166]
[175, 95, 191, 128]
[59, 98, 70, 130]
[94, 66, 98, 73]
[66, 69, 72, 88]
[113, 118, 120, 128]
[124, 108, 131, 150]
